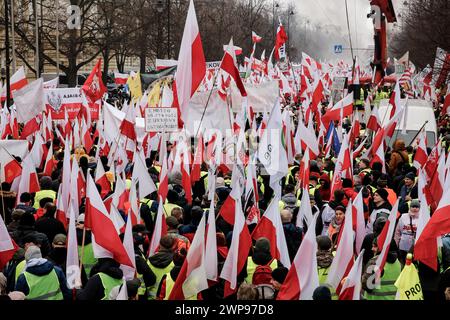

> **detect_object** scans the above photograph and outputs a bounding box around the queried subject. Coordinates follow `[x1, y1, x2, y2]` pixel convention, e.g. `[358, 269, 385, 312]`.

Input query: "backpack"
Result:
[256, 284, 276, 300]
[252, 264, 273, 285]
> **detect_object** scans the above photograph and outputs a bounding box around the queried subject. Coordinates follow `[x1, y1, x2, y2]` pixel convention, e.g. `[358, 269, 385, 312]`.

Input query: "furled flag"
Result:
[395, 253, 423, 300]
[120, 209, 137, 280]
[131, 149, 157, 199]
[220, 193, 252, 297]
[251, 197, 291, 268]
[205, 171, 218, 282]
[388, 80, 401, 119]
[82, 59, 107, 103]
[274, 20, 288, 60]
[66, 203, 81, 289]
[148, 196, 168, 257]
[277, 214, 320, 300]
[338, 249, 365, 300]
[326, 201, 355, 292]
[175, 0, 206, 124]
[85, 173, 133, 267]
[169, 212, 208, 300]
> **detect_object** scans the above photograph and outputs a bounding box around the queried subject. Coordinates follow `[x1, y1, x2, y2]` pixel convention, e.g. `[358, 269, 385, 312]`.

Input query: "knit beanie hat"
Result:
[271, 267, 289, 284]
[254, 237, 271, 256]
[374, 188, 389, 202]
[316, 236, 332, 251]
[25, 246, 42, 262]
[313, 286, 332, 300]
[405, 172, 416, 181]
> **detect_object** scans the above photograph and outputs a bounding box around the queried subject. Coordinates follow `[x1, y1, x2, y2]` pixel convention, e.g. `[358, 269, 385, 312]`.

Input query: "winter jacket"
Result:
[388, 140, 409, 176]
[281, 193, 298, 211]
[148, 249, 174, 269]
[283, 223, 303, 262]
[35, 216, 66, 245]
[394, 213, 418, 252]
[76, 258, 124, 300]
[367, 201, 392, 234]
[134, 247, 157, 288]
[11, 226, 51, 257]
[15, 204, 36, 216]
[15, 259, 71, 300]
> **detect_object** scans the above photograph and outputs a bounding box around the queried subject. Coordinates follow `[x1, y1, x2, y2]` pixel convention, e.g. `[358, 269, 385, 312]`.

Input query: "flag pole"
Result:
[406, 121, 428, 148]
[0, 163, 6, 222]
[78, 225, 87, 274]
[195, 70, 220, 139]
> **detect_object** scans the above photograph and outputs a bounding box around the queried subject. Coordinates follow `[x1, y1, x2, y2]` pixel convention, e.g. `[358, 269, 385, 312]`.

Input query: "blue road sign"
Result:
[334, 45, 343, 54]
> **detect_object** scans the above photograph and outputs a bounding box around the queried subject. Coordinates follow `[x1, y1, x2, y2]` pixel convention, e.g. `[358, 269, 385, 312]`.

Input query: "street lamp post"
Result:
[272, 1, 279, 45]
[157, 0, 164, 59]
[4, 0, 11, 108]
[167, 0, 170, 59]
[287, 10, 294, 57]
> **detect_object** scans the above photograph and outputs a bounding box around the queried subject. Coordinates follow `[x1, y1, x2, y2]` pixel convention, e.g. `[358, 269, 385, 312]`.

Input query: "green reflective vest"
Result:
[98, 272, 123, 300]
[364, 260, 402, 300]
[244, 257, 277, 284]
[78, 243, 97, 278]
[15, 260, 26, 283]
[164, 203, 181, 218]
[163, 272, 197, 300]
[24, 269, 63, 300]
[148, 261, 174, 300]
[33, 189, 57, 209]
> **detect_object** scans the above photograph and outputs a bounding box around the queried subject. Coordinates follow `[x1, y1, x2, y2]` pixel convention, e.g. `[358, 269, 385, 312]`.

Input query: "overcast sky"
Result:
[281, 0, 405, 63]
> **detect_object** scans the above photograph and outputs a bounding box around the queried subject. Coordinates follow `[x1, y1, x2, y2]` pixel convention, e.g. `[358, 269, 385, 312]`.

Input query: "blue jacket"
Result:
[15, 260, 72, 300]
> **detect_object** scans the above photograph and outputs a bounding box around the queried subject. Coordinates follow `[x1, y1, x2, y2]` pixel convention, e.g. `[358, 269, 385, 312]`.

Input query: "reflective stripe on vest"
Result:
[24, 269, 63, 300]
[364, 260, 402, 300]
[148, 261, 174, 300]
[245, 257, 277, 284]
[98, 272, 123, 300]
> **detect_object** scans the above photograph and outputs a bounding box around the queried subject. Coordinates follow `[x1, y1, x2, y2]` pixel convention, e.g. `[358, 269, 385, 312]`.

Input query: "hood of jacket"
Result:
[24, 260, 55, 277]
[149, 249, 174, 269]
[282, 193, 297, 208]
[317, 250, 333, 268]
[96, 258, 123, 280]
[393, 139, 406, 152]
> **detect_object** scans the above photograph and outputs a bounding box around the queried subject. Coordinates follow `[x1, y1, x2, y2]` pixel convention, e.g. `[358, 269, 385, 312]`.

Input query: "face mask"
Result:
[134, 235, 145, 246]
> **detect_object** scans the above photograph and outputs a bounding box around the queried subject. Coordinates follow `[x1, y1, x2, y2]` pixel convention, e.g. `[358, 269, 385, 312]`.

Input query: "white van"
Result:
[378, 99, 437, 148]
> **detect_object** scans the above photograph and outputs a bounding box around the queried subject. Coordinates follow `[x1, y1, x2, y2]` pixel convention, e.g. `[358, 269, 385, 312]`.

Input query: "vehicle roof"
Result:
[378, 99, 437, 134]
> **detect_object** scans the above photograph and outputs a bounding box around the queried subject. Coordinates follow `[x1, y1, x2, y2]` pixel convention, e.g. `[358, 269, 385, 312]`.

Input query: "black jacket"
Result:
[283, 223, 303, 262]
[11, 226, 51, 257]
[35, 216, 66, 245]
[148, 249, 174, 269]
[134, 247, 156, 288]
[76, 258, 124, 300]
